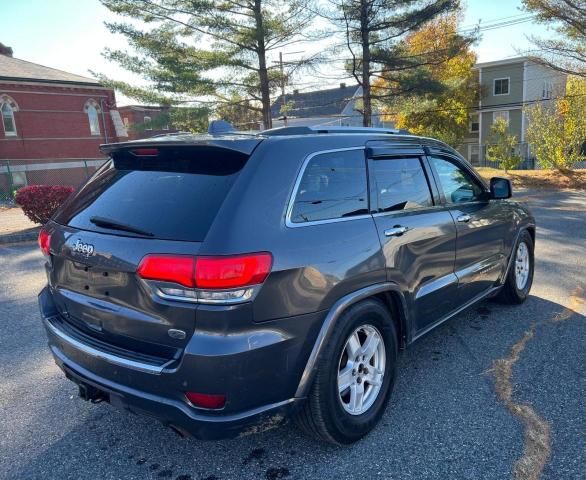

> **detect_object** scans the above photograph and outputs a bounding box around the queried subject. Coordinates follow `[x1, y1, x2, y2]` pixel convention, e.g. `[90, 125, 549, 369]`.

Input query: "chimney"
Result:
[0, 43, 13, 57]
[340, 82, 346, 89]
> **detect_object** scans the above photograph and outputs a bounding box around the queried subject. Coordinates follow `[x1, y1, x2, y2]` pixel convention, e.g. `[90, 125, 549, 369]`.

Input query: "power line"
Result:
[276, 93, 586, 119]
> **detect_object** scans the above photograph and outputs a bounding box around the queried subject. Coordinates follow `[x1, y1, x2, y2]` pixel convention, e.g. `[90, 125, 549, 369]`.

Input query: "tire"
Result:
[497, 229, 534, 304]
[295, 298, 398, 445]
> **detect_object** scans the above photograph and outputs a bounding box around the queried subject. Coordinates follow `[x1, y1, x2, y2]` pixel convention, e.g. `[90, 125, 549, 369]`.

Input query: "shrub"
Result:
[486, 118, 522, 172]
[15, 185, 74, 225]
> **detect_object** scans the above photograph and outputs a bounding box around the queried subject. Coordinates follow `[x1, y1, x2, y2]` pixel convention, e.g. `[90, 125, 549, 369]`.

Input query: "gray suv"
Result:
[38, 126, 535, 444]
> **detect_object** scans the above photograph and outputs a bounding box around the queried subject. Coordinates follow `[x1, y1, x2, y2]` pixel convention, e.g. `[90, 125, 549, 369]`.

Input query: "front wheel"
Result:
[295, 299, 397, 444]
[497, 230, 534, 304]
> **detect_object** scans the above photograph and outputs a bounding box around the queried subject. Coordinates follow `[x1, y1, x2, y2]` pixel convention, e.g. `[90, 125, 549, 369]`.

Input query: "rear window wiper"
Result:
[89, 216, 154, 237]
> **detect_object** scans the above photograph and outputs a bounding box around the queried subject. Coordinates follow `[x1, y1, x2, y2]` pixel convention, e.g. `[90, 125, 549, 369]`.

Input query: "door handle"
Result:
[457, 214, 471, 223]
[384, 226, 408, 237]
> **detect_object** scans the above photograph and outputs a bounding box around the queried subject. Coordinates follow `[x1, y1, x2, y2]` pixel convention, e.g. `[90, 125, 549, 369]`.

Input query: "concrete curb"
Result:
[0, 227, 41, 245]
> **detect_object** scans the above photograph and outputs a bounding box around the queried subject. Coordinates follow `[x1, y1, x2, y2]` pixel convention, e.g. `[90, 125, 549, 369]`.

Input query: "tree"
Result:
[486, 118, 522, 172]
[124, 106, 209, 134]
[525, 76, 586, 171]
[215, 94, 262, 130]
[99, 0, 316, 129]
[379, 12, 478, 146]
[326, 0, 470, 126]
[522, 0, 586, 77]
[168, 107, 210, 132]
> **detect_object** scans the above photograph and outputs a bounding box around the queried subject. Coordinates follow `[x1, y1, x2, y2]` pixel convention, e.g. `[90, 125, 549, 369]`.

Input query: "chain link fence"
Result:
[0, 159, 106, 205]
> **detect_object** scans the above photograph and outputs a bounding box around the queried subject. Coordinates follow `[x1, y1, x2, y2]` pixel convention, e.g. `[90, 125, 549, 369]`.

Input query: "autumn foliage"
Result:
[15, 185, 74, 225]
[375, 13, 478, 147]
[525, 76, 586, 171]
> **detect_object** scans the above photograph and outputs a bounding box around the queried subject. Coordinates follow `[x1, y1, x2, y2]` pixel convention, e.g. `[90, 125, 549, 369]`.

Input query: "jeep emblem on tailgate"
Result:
[71, 239, 95, 257]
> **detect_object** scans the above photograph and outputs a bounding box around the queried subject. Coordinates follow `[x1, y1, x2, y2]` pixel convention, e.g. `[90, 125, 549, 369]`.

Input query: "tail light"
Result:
[136, 252, 272, 303]
[130, 148, 159, 156]
[185, 392, 226, 410]
[38, 228, 51, 257]
[137, 255, 196, 288]
[194, 253, 272, 289]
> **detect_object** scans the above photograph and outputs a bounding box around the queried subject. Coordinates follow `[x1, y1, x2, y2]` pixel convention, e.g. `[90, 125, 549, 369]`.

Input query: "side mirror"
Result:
[490, 177, 512, 199]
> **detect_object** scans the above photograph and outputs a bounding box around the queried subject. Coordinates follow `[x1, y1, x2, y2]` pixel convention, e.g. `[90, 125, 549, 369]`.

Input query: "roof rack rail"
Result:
[261, 126, 408, 136]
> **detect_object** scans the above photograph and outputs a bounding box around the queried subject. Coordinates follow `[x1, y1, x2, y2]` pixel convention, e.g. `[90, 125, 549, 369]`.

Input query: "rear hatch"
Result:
[47, 141, 257, 361]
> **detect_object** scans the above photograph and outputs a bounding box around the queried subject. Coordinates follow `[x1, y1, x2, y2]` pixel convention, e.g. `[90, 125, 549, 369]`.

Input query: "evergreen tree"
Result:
[326, 0, 469, 126]
[99, 0, 316, 129]
[522, 0, 585, 77]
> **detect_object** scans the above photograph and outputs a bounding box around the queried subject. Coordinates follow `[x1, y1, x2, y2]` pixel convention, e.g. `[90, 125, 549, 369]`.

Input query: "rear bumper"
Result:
[39, 286, 322, 440]
[50, 344, 298, 439]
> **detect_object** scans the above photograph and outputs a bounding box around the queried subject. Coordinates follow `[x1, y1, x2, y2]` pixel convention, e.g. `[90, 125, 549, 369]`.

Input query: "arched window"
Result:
[1, 95, 18, 136]
[84, 99, 101, 136]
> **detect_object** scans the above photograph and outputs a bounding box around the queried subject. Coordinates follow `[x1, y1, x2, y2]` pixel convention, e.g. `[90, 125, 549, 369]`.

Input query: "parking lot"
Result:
[0, 190, 584, 480]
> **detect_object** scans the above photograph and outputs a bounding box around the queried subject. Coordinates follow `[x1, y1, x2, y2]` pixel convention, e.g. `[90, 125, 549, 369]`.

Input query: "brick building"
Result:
[0, 43, 127, 198]
[118, 105, 179, 140]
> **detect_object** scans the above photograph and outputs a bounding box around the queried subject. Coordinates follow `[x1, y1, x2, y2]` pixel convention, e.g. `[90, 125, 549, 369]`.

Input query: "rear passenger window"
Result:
[290, 150, 368, 223]
[369, 157, 432, 213]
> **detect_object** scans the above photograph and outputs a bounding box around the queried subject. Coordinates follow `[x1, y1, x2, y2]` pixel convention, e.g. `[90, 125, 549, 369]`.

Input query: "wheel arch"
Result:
[526, 224, 536, 246]
[294, 282, 408, 399]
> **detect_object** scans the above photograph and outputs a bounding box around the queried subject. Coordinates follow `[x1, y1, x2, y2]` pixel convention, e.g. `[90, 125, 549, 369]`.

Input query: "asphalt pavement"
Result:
[0, 190, 584, 480]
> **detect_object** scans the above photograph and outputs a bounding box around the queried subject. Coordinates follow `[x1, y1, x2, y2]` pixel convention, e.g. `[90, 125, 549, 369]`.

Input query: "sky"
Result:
[1, 0, 555, 105]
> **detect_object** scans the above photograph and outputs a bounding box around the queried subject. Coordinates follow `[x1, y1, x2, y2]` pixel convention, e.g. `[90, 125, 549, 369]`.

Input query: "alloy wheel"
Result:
[337, 324, 386, 416]
[515, 241, 530, 290]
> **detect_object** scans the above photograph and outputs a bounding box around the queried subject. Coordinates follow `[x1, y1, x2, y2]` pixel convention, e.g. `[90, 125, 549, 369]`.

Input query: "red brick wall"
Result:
[118, 106, 178, 140]
[0, 82, 119, 162]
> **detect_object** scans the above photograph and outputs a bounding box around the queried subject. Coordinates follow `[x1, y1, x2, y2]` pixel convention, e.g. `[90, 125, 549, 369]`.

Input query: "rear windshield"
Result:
[54, 147, 248, 242]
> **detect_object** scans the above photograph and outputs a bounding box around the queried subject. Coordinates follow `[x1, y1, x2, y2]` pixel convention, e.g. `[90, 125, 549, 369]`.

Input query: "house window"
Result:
[493, 78, 510, 96]
[493, 110, 509, 125]
[1, 102, 17, 136]
[144, 116, 152, 130]
[470, 114, 479, 133]
[542, 81, 553, 99]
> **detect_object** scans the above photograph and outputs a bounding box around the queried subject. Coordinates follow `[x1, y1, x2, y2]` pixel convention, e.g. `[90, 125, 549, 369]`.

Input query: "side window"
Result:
[430, 156, 485, 204]
[369, 157, 432, 213]
[290, 150, 368, 223]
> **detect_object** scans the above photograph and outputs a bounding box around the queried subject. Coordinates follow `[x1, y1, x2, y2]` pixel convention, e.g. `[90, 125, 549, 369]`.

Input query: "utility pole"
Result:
[271, 50, 304, 127]
[279, 51, 287, 126]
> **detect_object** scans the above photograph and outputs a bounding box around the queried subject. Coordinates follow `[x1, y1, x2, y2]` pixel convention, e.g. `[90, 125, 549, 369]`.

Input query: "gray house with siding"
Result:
[459, 57, 567, 167]
[270, 84, 387, 128]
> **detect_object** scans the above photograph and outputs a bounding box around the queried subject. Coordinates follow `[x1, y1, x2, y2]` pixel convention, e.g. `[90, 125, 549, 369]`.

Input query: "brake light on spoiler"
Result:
[137, 253, 272, 304]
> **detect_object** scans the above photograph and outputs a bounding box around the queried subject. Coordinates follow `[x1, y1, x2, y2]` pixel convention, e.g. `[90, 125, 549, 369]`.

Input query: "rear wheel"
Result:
[497, 230, 534, 304]
[295, 299, 397, 444]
